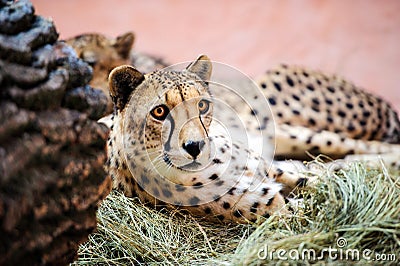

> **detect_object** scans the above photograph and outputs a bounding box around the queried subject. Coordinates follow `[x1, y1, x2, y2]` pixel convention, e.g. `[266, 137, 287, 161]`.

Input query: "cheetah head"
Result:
[67, 32, 135, 92]
[109, 55, 215, 182]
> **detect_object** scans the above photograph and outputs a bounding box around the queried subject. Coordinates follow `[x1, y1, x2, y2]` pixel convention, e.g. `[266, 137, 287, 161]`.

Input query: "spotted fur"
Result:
[254, 65, 400, 167]
[105, 55, 400, 223]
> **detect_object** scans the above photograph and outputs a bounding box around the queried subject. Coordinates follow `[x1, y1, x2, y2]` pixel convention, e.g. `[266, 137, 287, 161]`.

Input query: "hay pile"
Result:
[72, 162, 400, 265]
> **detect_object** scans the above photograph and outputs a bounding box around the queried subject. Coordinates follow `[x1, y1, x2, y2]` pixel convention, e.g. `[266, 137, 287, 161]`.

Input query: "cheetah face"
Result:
[109, 55, 214, 179]
[146, 94, 213, 172]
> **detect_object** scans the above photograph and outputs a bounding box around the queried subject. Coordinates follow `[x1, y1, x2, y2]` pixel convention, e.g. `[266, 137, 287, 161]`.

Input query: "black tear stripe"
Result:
[164, 116, 175, 152]
[199, 115, 209, 138]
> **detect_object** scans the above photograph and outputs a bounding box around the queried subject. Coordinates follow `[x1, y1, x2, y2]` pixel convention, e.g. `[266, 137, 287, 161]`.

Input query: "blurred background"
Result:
[32, 0, 400, 111]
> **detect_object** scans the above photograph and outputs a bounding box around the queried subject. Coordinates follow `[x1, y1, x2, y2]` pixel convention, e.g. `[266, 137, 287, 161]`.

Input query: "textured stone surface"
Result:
[0, 101, 35, 141]
[64, 85, 108, 120]
[0, 1, 111, 265]
[58, 55, 93, 89]
[0, 16, 58, 64]
[0, 59, 48, 86]
[7, 68, 68, 110]
[0, 0, 34, 34]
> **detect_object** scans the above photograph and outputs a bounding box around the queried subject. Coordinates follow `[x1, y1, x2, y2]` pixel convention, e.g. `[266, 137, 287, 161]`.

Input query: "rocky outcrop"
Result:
[0, 0, 111, 265]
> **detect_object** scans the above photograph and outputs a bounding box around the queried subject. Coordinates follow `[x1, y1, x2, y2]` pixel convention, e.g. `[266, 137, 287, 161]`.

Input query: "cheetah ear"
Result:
[113, 32, 135, 59]
[108, 65, 144, 111]
[186, 54, 212, 81]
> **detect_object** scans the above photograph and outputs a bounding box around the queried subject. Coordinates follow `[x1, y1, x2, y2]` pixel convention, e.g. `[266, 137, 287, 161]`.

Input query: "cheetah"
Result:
[66, 32, 167, 112]
[104, 55, 400, 223]
[66, 32, 135, 107]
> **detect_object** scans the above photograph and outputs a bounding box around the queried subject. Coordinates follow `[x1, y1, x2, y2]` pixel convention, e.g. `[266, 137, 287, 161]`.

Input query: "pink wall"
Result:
[32, 0, 400, 111]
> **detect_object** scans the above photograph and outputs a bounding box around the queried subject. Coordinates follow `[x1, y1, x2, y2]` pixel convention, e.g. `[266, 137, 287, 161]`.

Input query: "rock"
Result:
[32, 42, 94, 89]
[7, 68, 68, 110]
[58, 56, 93, 89]
[64, 85, 108, 120]
[0, 133, 46, 184]
[0, 0, 34, 34]
[77, 119, 109, 147]
[0, 16, 58, 64]
[0, 0, 111, 265]
[0, 0, 10, 7]
[0, 101, 35, 142]
[0, 59, 48, 86]
[36, 108, 83, 143]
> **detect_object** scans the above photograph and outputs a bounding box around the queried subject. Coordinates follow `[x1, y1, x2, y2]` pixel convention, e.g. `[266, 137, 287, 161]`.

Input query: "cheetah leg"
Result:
[265, 164, 309, 196]
[228, 176, 291, 222]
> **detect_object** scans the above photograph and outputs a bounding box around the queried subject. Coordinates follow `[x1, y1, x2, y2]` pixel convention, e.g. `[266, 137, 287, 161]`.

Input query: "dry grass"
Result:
[72, 162, 400, 265]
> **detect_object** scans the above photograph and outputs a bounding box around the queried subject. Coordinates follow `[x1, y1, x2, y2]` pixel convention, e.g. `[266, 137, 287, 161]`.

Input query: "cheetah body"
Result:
[256, 65, 400, 160]
[105, 55, 400, 223]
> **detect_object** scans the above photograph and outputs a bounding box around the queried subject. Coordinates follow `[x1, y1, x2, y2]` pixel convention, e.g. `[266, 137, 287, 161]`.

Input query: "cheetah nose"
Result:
[182, 140, 205, 159]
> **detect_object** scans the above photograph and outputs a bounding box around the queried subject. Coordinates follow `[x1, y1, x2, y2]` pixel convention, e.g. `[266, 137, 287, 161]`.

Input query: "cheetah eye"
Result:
[198, 99, 210, 114]
[150, 104, 169, 120]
